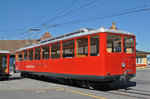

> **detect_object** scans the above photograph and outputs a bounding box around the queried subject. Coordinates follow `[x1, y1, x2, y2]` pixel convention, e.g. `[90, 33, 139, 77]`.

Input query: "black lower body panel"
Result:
[0, 72, 10, 80]
[20, 70, 135, 82]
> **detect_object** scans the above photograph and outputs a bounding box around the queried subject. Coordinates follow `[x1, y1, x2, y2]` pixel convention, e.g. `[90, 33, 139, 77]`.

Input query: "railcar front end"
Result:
[0, 50, 10, 80]
[103, 33, 136, 82]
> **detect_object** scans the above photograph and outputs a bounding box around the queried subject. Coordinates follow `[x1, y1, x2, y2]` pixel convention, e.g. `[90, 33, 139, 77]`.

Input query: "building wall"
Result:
[136, 54, 147, 67]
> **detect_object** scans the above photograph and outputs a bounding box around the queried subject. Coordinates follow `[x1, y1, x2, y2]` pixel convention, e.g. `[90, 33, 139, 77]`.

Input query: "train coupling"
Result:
[119, 70, 133, 82]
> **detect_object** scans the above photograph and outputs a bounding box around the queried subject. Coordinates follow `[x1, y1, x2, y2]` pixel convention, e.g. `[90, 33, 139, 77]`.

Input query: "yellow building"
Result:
[109, 22, 150, 68]
[136, 50, 150, 68]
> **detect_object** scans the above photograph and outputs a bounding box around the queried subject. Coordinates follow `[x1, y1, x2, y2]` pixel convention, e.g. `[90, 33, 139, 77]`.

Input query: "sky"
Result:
[0, 0, 150, 52]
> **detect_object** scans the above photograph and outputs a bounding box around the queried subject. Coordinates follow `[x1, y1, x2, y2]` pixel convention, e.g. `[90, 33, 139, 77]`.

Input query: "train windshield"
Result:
[107, 34, 135, 53]
[107, 34, 122, 53]
[124, 36, 134, 53]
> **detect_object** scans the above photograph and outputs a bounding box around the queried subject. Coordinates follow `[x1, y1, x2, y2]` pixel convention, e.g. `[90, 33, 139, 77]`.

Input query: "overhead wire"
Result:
[45, 0, 99, 24]
[5, 5, 150, 39]
[0, 0, 76, 34]
[0, 0, 107, 37]
[44, 6, 150, 28]
[1, 1, 150, 40]
[0, 0, 99, 39]
[33, 0, 78, 29]
[87, 0, 119, 10]
[0, 0, 77, 39]
[38, 0, 77, 22]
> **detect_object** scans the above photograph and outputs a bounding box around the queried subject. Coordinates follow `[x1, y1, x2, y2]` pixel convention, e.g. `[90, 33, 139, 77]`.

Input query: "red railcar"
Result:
[0, 50, 10, 80]
[15, 27, 136, 86]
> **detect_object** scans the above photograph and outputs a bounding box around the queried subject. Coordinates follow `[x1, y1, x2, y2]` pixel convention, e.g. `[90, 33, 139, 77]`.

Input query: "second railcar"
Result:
[0, 50, 10, 80]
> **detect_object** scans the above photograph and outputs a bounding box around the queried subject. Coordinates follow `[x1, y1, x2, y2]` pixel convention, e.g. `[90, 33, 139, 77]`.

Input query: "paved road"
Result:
[0, 69, 150, 99]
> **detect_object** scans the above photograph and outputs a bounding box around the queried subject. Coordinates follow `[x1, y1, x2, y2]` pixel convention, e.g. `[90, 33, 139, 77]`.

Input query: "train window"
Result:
[107, 34, 122, 53]
[35, 47, 41, 60]
[124, 36, 134, 53]
[51, 43, 60, 59]
[1, 54, 7, 68]
[23, 50, 27, 61]
[62, 40, 75, 58]
[19, 52, 22, 61]
[29, 49, 33, 60]
[90, 35, 99, 56]
[76, 37, 88, 57]
[42, 45, 49, 59]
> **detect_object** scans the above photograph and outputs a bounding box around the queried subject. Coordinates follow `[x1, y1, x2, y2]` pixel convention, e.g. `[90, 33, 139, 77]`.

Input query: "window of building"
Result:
[107, 34, 122, 53]
[51, 43, 60, 59]
[23, 50, 27, 61]
[124, 36, 134, 53]
[19, 52, 22, 61]
[29, 49, 33, 60]
[136, 57, 143, 64]
[90, 35, 99, 56]
[42, 45, 49, 59]
[76, 37, 88, 57]
[35, 47, 41, 60]
[62, 40, 75, 58]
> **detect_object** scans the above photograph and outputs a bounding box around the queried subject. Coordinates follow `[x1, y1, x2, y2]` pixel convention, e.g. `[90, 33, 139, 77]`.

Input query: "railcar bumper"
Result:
[119, 72, 136, 82]
[95, 73, 135, 82]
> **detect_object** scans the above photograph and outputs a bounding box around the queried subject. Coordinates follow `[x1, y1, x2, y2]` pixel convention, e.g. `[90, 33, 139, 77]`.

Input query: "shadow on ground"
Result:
[8, 76, 24, 81]
[94, 81, 136, 91]
[21, 75, 136, 91]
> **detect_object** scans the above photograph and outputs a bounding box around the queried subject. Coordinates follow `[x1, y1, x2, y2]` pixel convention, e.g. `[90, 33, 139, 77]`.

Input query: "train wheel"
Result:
[69, 79, 76, 85]
[87, 83, 94, 90]
[80, 81, 86, 88]
[21, 72, 25, 77]
[65, 79, 72, 85]
[86, 81, 94, 90]
[58, 78, 66, 84]
[79, 81, 95, 90]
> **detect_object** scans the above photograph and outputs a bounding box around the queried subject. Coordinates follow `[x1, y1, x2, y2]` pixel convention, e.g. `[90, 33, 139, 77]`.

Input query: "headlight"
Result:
[122, 63, 125, 68]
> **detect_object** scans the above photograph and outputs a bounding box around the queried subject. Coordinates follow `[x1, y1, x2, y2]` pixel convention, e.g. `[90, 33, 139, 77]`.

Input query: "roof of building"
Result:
[0, 31, 52, 55]
[136, 50, 150, 55]
[39, 32, 52, 41]
[0, 40, 28, 55]
[0, 50, 10, 54]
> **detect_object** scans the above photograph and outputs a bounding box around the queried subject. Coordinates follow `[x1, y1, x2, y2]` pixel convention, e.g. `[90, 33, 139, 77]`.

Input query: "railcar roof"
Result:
[16, 27, 135, 52]
[0, 50, 10, 54]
